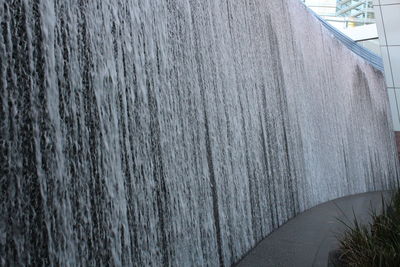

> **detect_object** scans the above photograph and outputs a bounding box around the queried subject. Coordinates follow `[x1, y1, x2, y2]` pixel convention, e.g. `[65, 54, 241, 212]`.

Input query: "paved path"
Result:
[234, 191, 392, 267]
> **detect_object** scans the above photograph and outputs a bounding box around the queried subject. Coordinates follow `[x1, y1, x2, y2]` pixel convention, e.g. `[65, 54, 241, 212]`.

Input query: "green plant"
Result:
[336, 191, 400, 267]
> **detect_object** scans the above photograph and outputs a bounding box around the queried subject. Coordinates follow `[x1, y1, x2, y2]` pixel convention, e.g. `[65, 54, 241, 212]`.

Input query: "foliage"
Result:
[337, 191, 400, 267]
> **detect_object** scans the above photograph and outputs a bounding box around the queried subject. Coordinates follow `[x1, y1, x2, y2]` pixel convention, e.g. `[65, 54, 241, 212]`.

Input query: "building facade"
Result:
[336, 0, 375, 26]
[304, 0, 375, 28]
[373, 0, 400, 143]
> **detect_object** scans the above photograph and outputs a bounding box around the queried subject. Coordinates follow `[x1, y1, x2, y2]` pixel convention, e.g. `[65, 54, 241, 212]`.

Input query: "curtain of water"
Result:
[0, 0, 398, 266]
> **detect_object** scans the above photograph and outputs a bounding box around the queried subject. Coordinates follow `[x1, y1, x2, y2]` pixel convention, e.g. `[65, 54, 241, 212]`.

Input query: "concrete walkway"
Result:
[234, 191, 392, 267]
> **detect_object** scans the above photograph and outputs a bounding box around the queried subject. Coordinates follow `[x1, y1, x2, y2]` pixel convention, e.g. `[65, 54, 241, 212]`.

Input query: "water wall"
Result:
[0, 0, 398, 266]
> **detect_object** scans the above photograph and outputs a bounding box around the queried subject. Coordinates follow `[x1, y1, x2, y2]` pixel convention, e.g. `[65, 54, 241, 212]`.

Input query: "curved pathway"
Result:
[234, 191, 392, 267]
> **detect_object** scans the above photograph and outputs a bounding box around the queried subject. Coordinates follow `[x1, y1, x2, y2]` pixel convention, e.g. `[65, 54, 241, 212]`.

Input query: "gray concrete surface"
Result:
[234, 191, 392, 267]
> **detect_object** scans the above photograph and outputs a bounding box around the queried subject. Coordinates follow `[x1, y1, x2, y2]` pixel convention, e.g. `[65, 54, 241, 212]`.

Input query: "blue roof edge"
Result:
[307, 7, 384, 72]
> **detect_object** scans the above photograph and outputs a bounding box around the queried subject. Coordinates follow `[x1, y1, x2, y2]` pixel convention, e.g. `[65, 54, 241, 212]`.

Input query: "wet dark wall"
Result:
[0, 0, 398, 266]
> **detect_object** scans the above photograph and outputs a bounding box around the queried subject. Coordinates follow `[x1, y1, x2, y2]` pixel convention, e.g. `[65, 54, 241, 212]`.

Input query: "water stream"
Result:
[0, 0, 398, 266]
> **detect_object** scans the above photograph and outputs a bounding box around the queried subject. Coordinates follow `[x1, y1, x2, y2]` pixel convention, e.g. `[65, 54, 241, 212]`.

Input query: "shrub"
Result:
[336, 191, 400, 267]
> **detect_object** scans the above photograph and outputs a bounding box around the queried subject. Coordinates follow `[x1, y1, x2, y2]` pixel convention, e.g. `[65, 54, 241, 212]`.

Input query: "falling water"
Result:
[0, 0, 398, 266]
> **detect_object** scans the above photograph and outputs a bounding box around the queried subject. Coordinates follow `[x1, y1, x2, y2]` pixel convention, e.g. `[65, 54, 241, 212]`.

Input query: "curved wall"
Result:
[0, 0, 398, 266]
